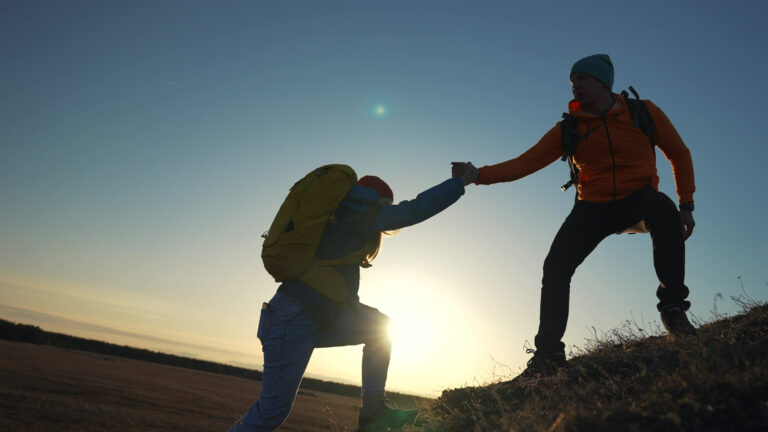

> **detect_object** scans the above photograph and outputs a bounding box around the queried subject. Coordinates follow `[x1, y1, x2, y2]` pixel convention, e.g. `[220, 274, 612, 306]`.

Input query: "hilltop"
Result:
[413, 298, 768, 432]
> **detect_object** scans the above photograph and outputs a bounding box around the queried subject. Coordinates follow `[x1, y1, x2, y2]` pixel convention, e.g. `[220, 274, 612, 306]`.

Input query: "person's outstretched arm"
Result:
[475, 125, 562, 185]
[366, 167, 477, 232]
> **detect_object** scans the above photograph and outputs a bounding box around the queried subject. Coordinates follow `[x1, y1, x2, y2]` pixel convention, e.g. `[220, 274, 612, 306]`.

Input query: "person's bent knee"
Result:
[366, 307, 391, 333]
[364, 312, 392, 347]
[644, 189, 679, 219]
[376, 313, 392, 343]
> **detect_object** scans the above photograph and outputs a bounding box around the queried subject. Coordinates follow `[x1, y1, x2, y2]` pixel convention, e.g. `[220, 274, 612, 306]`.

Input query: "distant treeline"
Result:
[0, 317, 421, 403]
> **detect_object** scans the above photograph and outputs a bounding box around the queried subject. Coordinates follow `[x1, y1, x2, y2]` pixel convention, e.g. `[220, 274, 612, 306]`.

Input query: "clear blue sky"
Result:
[2, 0, 767, 396]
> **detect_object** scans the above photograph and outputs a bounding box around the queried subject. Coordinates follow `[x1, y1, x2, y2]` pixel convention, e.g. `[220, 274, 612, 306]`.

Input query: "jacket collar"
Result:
[568, 93, 626, 118]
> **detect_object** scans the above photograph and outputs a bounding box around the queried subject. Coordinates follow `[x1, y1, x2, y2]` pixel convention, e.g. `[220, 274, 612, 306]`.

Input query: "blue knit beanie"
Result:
[570, 54, 614, 89]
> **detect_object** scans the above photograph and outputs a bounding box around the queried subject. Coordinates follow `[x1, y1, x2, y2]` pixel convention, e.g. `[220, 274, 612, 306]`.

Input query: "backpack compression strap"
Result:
[560, 113, 581, 191]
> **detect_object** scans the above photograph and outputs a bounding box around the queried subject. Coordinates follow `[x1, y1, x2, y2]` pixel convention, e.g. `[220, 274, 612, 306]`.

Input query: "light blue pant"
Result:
[227, 292, 392, 432]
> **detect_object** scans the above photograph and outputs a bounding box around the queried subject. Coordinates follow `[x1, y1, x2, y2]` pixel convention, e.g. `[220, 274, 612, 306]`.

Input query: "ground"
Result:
[0, 339, 362, 431]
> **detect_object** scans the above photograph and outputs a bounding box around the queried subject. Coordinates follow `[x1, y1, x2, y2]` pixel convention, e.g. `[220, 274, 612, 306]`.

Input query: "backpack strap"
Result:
[560, 112, 581, 191]
[621, 86, 655, 148]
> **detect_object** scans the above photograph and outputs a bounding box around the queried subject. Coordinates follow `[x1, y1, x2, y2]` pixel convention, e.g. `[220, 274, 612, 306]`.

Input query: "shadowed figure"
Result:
[229, 166, 478, 432]
[452, 53, 697, 377]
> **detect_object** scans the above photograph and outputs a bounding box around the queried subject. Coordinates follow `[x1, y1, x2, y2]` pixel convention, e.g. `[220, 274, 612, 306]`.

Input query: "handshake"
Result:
[452, 161, 479, 186]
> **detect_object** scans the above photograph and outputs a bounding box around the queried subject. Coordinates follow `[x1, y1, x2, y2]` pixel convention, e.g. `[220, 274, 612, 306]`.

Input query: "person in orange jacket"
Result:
[453, 54, 696, 377]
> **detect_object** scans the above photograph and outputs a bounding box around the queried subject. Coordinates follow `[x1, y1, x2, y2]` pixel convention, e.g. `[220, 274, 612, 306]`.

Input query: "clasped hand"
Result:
[451, 162, 479, 186]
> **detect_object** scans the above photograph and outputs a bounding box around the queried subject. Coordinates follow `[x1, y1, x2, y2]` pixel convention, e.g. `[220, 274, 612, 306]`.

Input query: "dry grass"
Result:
[413, 297, 768, 432]
[0, 340, 364, 431]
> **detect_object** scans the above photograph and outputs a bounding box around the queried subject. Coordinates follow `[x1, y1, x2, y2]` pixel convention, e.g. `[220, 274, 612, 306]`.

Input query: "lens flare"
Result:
[373, 104, 389, 118]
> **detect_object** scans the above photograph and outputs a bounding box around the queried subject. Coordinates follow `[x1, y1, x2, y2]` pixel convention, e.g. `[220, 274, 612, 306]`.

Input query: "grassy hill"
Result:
[412, 297, 768, 432]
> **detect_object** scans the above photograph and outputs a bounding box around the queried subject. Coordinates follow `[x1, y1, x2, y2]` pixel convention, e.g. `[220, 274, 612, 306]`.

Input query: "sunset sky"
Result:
[2, 0, 767, 397]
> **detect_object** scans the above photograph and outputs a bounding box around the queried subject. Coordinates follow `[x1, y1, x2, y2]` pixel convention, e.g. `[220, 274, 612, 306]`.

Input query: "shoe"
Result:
[358, 399, 418, 431]
[519, 349, 567, 378]
[661, 306, 696, 341]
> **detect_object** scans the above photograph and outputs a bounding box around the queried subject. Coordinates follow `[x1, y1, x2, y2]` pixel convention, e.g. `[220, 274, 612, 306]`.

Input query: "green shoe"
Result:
[358, 399, 418, 431]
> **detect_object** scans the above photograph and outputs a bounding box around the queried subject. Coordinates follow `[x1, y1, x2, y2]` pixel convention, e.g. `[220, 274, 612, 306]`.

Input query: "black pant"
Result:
[534, 186, 690, 355]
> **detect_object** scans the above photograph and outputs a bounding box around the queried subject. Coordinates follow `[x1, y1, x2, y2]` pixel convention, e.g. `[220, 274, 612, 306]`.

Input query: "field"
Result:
[0, 339, 364, 431]
[4, 301, 767, 431]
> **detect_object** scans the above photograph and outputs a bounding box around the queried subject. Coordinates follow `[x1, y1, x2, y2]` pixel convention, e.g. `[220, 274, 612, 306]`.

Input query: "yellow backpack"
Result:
[261, 164, 380, 302]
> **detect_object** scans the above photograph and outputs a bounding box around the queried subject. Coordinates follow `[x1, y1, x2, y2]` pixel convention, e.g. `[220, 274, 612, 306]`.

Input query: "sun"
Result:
[350, 271, 486, 394]
[370, 282, 469, 368]
[385, 303, 436, 361]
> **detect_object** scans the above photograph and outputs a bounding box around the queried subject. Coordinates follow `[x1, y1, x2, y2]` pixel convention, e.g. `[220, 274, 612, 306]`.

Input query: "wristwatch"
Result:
[679, 202, 694, 212]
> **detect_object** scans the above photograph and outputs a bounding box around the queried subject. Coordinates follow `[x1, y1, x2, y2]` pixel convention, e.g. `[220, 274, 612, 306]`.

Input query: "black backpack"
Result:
[560, 86, 656, 192]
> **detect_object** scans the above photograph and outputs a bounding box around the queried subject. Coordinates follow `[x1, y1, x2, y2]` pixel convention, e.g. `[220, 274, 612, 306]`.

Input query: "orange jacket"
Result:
[476, 96, 695, 204]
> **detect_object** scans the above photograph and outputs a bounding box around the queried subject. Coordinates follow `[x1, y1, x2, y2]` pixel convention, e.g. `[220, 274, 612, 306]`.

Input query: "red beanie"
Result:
[357, 175, 393, 201]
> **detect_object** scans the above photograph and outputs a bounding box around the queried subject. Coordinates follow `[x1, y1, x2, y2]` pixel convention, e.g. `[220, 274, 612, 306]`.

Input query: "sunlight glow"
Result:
[385, 301, 438, 360]
[304, 260, 497, 396]
[363, 273, 479, 370]
[373, 104, 389, 118]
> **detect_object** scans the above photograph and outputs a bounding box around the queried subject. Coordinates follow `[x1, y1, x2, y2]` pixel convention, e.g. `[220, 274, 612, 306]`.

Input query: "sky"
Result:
[1, 0, 767, 397]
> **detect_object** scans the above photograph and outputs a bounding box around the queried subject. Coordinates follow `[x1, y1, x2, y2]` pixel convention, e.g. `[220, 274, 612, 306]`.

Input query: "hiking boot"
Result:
[661, 306, 696, 341]
[519, 349, 567, 378]
[358, 399, 418, 431]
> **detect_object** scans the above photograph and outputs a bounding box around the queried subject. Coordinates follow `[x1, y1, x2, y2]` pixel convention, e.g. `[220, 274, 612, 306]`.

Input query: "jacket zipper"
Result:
[601, 115, 617, 200]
